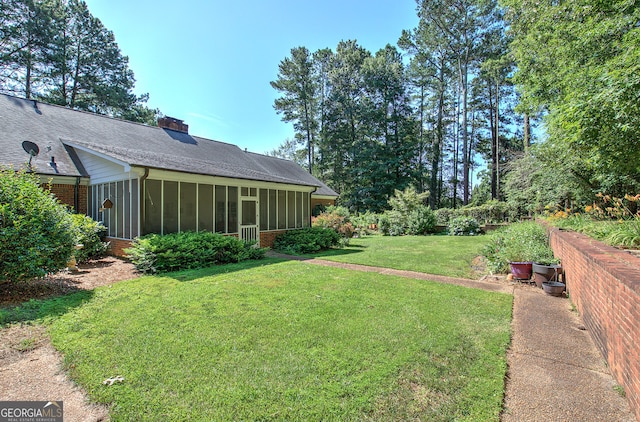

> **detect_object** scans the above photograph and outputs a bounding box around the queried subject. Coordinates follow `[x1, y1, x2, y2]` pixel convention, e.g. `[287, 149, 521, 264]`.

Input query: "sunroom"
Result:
[87, 169, 314, 248]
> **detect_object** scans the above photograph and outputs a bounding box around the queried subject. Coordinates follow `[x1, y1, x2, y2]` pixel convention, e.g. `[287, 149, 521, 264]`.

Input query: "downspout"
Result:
[139, 168, 149, 236]
[74, 176, 81, 213]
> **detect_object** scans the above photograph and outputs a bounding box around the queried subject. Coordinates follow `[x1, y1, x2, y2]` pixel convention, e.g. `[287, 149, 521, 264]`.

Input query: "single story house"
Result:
[0, 94, 337, 255]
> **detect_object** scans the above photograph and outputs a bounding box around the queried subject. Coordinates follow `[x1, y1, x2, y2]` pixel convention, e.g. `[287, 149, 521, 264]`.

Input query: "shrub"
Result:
[0, 169, 75, 282]
[435, 208, 455, 225]
[350, 211, 379, 235]
[273, 227, 341, 254]
[377, 212, 391, 235]
[482, 222, 556, 273]
[376, 211, 402, 236]
[406, 206, 437, 235]
[70, 214, 108, 263]
[312, 208, 355, 240]
[124, 231, 266, 273]
[448, 216, 481, 236]
[435, 201, 514, 226]
[378, 206, 437, 237]
[387, 186, 429, 215]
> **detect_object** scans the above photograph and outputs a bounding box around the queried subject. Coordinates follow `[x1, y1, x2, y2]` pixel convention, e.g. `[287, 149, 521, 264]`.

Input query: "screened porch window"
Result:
[89, 178, 140, 239]
[143, 180, 242, 235]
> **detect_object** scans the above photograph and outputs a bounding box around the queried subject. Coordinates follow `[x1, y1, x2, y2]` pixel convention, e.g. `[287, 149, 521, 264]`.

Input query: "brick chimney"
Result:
[157, 116, 189, 133]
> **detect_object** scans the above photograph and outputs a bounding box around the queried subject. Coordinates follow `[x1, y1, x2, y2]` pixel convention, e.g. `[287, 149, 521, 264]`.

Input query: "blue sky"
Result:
[83, 0, 420, 154]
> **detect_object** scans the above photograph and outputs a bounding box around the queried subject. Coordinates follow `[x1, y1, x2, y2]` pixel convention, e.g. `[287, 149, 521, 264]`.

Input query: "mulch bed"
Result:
[0, 256, 140, 307]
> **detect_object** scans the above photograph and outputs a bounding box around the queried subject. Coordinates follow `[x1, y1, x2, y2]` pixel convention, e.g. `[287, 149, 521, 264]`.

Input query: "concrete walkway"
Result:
[268, 252, 636, 421]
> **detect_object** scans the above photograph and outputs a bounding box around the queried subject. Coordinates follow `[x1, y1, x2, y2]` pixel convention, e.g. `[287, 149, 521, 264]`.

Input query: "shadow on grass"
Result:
[0, 290, 94, 326]
[165, 257, 291, 282]
[164, 244, 369, 282]
[306, 245, 367, 259]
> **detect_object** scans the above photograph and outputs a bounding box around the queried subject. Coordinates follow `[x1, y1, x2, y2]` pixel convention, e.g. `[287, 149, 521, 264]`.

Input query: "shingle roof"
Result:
[0, 94, 338, 197]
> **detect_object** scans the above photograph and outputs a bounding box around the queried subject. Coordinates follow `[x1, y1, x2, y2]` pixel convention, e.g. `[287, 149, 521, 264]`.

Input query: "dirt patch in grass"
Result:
[0, 257, 139, 422]
[0, 256, 139, 307]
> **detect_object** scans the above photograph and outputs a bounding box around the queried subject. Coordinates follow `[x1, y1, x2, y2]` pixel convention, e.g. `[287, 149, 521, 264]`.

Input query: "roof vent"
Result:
[157, 116, 189, 133]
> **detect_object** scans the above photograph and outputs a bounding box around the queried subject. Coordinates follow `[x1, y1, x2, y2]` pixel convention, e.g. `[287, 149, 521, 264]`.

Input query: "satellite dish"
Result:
[22, 141, 40, 168]
[22, 141, 40, 157]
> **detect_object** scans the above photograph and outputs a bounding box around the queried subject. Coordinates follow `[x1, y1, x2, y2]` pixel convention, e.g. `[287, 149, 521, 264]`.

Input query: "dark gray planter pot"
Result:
[542, 281, 566, 297]
[532, 263, 562, 288]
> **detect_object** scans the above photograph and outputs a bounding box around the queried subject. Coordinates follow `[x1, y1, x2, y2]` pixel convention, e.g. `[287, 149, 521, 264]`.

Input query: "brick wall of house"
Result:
[105, 237, 133, 258]
[47, 183, 88, 214]
[549, 227, 640, 420]
[311, 198, 336, 212]
[260, 230, 287, 249]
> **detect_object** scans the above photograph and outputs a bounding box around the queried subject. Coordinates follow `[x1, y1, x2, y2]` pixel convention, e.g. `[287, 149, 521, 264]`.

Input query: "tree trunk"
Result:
[524, 113, 531, 151]
[461, 61, 469, 205]
[303, 99, 313, 174]
[429, 67, 445, 210]
[495, 79, 500, 201]
[489, 84, 497, 200]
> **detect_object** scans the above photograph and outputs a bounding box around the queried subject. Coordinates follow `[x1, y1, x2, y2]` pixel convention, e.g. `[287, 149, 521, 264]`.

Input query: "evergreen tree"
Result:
[271, 46, 318, 173]
[0, 0, 159, 124]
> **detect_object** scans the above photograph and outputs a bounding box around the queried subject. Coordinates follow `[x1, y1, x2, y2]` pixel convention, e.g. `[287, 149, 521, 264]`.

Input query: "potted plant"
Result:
[482, 222, 555, 280]
[531, 243, 562, 288]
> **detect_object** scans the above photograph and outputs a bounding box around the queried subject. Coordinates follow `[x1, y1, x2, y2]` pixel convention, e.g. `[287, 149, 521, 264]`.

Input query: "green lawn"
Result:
[309, 234, 487, 278]
[47, 258, 512, 421]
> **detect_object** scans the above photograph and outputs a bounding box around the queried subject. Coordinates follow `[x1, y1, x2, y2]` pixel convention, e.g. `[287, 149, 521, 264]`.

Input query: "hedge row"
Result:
[125, 231, 266, 273]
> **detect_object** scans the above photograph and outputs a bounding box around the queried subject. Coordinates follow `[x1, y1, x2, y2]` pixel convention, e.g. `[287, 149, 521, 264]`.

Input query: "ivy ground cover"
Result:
[49, 258, 511, 421]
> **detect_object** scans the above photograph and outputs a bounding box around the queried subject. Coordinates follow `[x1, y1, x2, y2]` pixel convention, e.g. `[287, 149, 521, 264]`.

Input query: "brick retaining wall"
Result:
[105, 237, 133, 258]
[549, 227, 640, 420]
[260, 230, 287, 248]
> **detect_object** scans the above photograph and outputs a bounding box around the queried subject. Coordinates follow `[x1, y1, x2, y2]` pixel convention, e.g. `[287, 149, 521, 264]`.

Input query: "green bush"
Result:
[378, 206, 437, 236]
[124, 231, 266, 273]
[482, 222, 556, 273]
[435, 208, 455, 225]
[312, 207, 354, 241]
[448, 216, 481, 236]
[70, 214, 108, 263]
[0, 169, 75, 282]
[350, 211, 379, 235]
[406, 206, 437, 235]
[435, 201, 514, 226]
[273, 227, 341, 254]
[378, 210, 403, 236]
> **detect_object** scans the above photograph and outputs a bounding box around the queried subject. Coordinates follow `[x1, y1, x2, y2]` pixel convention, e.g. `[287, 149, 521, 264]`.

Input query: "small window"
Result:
[116, 181, 124, 238]
[180, 182, 197, 232]
[198, 184, 214, 232]
[287, 191, 296, 229]
[215, 185, 226, 233]
[259, 189, 268, 229]
[227, 186, 238, 234]
[144, 179, 162, 235]
[277, 190, 286, 229]
[296, 191, 303, 228]
[163, 181, 178, 234]
[124, 180, 130, 239]
[269, 189, 277, 230]
[131, 179, 139, 237]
